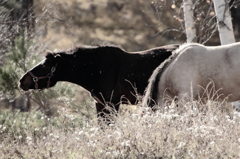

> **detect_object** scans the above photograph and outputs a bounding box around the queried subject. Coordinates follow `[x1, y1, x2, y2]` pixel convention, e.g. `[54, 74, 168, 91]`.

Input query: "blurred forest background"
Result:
[0, 0, 240, 116]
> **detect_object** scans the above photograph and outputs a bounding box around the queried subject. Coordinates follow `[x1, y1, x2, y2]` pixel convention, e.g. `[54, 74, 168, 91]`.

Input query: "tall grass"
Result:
[1, 100, 240, 159]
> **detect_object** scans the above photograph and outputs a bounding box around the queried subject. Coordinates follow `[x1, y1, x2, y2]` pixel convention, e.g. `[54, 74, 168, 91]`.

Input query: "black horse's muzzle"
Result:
[19, 64, 57, 90]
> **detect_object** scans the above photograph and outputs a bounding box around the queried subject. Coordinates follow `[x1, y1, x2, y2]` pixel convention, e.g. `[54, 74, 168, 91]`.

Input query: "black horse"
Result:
[19, 44, 179, 122]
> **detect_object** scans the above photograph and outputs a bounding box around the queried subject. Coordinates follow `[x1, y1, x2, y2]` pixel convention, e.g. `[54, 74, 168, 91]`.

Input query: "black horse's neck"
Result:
[54, 46, 123, 93]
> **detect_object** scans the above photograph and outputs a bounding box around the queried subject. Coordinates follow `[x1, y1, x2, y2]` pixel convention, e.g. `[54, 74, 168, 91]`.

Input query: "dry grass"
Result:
[1, 100, 240, 159]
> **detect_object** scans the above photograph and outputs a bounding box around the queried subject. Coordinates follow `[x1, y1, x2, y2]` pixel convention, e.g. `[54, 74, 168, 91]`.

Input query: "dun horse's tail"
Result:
[142, 51, 180, 109]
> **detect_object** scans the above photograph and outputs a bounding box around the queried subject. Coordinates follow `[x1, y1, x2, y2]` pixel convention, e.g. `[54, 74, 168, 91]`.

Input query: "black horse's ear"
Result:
[54, 54, 62, 62]
[54, 54, 61, 58]
[44, 50, 62, 63]
[45, 50, 54, 58]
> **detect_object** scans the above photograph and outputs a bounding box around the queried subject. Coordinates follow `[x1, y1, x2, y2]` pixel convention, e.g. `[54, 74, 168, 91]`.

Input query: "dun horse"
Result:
[143, 42, 240, 112]
[19, 44, 179, 122]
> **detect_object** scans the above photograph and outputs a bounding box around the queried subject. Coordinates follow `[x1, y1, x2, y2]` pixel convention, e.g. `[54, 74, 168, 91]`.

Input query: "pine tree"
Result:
[0, 30, 32, 110]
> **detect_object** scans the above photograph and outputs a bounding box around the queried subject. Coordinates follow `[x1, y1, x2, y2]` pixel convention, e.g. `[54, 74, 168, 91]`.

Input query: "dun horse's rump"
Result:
[143, 42, 240, 110]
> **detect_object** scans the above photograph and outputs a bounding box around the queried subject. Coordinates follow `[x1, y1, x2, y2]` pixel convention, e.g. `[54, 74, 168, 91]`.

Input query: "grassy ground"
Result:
[1, 101, 240, 158]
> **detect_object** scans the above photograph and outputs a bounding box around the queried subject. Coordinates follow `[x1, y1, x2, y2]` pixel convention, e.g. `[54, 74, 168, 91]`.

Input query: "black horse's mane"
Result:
[144, 49, 180, 108]
[44, 45, 125, 60]
[49, 44, 179, 57]
[62, 45, 124, 54]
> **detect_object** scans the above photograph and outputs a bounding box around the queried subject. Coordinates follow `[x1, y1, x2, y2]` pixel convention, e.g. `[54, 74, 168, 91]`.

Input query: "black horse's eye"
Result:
[42, 64, 50, 69]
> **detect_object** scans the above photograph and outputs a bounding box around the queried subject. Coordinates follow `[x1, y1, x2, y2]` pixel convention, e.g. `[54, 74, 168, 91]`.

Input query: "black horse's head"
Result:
[20, 52, 62, 91]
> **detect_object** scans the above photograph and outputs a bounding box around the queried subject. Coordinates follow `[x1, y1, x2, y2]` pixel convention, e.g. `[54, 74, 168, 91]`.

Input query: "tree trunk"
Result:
[213, 0, 235, 44]
[183, 0, 197, 43]
[22, 0, 35, 33]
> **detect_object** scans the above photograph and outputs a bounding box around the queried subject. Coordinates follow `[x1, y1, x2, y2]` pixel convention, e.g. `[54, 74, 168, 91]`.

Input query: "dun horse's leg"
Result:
[177, 92, 190, 114]
[155, 88, 174, 112]
[155, 94, 164, 111]
[225, 102, 233, 119]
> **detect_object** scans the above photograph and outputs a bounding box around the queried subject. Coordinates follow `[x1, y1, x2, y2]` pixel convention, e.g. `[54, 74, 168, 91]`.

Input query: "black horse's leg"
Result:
[95, 102, 119, 125]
